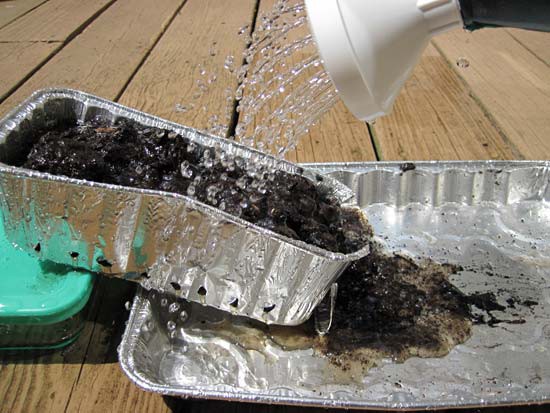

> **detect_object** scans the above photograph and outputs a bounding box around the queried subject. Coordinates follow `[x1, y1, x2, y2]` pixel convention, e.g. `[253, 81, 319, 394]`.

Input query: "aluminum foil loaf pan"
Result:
[119, 161, 550, 410]
[0, 88, 369, 326]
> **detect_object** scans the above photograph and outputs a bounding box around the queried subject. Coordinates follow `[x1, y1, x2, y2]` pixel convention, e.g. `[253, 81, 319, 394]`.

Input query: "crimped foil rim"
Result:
[118, 289, 548, 410]
[306, 160, 550, 171]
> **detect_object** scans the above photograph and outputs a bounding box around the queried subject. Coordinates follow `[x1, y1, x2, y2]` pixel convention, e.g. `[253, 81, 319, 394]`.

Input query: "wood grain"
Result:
[433, 29, 550, 160]
[64, 279, 171, 413]
[371, 43, 520, 161]
[0, 41, 60, 101]
[291, 100, 377, 163]
[0, 0, 47, 30]
[0, 0, 113, 42]
[507, 29, 550, 66]
[0, 0, 185, 117]
[119, 0, 258, 132]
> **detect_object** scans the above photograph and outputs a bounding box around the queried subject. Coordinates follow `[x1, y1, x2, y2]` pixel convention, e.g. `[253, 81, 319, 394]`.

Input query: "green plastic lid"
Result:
[0, 217, 94, 325]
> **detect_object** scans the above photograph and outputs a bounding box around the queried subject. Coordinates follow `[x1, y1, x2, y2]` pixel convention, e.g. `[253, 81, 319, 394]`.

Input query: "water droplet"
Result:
[236, 176, 248, 190]
[238, 25, 249, 35]
[180, 161, 193, 178]
[167, 320, 176, 331]
[207, 185, 219, 199]
[207, 114, 219, 127]
[179, 310, 189, 322]
[169, 302, 180, 313]
[196, 79, 208, 92]
[175, 103, 194, 113]
[235, 157, 245, 169]
[160, 298, 168, 307]
[224, 55, 235, 73]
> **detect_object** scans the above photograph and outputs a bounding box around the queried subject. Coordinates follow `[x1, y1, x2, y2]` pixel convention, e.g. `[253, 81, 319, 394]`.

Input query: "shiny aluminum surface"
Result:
[0, 88, 368, 326]
[120, 161, 550, 410]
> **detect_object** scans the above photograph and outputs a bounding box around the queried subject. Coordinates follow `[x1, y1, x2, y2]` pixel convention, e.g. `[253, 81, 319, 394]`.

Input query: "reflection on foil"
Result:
[0, 88, 369, 326]
[120, 162, 550, 410]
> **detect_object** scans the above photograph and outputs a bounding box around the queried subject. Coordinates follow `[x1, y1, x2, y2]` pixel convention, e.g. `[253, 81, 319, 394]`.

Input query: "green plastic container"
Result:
[0, 216, 95, 350]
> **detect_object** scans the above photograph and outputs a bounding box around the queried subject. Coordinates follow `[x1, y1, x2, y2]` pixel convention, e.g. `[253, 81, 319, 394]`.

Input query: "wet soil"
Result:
[21, 118, 370, 254]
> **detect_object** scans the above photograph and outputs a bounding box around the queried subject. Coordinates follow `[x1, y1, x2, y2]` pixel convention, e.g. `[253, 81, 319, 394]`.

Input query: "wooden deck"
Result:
[0, 1, 549, 412]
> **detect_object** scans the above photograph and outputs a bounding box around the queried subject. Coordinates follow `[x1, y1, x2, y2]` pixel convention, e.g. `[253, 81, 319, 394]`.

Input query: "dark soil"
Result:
[317, 243, 535, 370]
[320, 246, 472, 366]
[21, 118, 370, 254]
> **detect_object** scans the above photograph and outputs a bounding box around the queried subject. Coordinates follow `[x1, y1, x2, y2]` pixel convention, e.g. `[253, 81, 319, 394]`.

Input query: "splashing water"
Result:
[176, 0, 339, 158]
[234, 0, 338, 156]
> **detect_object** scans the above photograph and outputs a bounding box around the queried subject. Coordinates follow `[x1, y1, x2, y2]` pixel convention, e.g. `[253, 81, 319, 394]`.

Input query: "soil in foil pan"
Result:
[19, 118, 369, 254]
[167, 242, 534, 373]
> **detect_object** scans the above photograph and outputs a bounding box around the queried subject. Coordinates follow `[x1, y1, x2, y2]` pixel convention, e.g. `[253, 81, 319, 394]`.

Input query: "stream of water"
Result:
[176, 0, 339, 158]
[233, 0, 339, 156]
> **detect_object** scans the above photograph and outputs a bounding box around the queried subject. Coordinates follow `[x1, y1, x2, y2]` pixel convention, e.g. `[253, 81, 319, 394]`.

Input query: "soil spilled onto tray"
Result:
[150, 241, 536, 375]
[20, 118, 369, 254]
[314, 245, 474, 372]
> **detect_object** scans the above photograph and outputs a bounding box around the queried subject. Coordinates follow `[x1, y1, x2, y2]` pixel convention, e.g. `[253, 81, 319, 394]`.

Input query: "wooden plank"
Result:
[66, 364, 171, 413]
[0, 0, 117, 110]
[0, 0, 184, 117]
[0, 0, 113, 42]
[371, 43, 519, 161]
[247, 0, 377, 164]
[64, 279, 171, 413]
[0, 41, 60, 101]
[290, 100, 378, 163]
[0, 1, 186, 412]
[0, 282, 168, 413]
[0, 0, 47, 30]
[119, 0, 257, 133]
[433, 29, 550, 160]
[507, 29, 550, 66]
[0, 355, 78, 412]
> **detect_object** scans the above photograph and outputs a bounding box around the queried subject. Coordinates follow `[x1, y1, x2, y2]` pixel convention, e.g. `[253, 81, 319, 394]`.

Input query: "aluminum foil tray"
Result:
[0, 88, 368, 326]
[119, 161, 550, 410]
